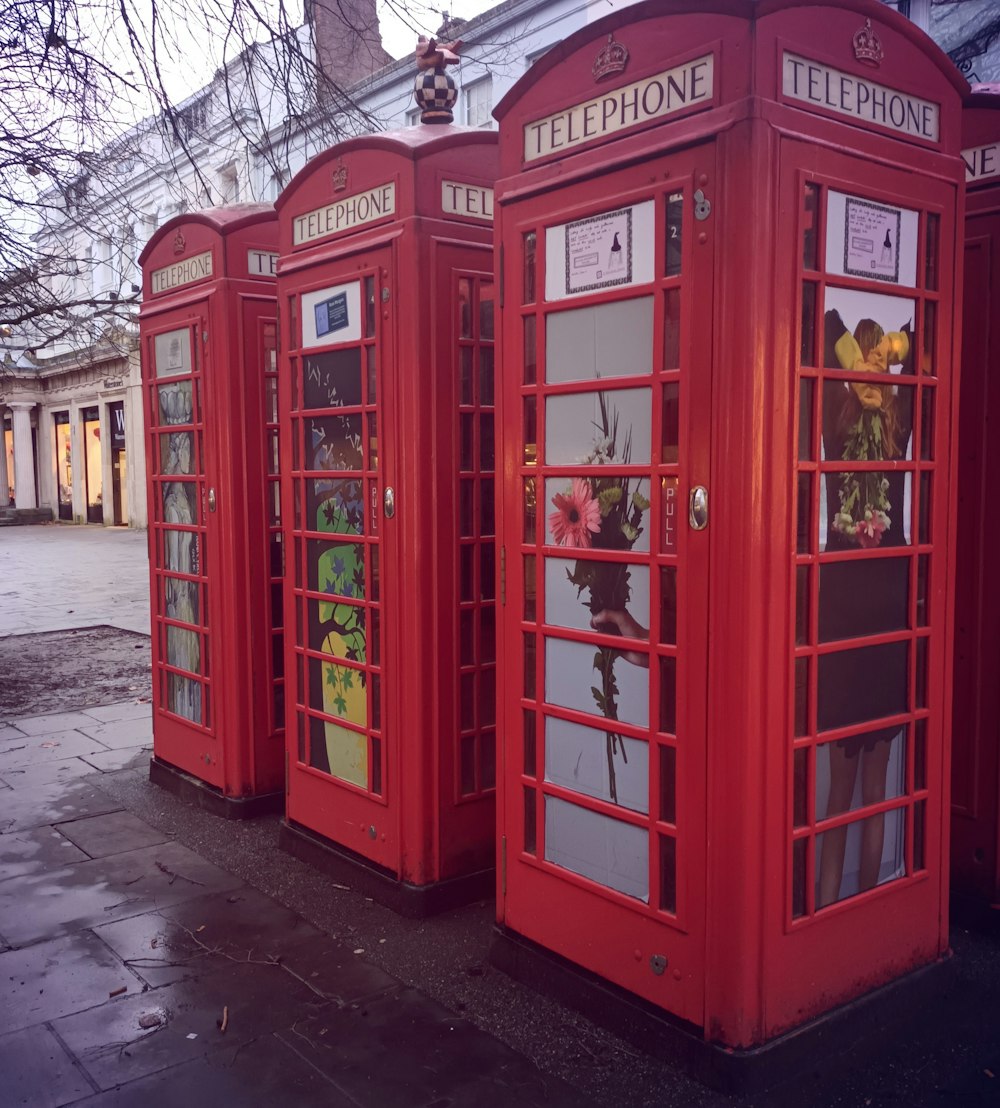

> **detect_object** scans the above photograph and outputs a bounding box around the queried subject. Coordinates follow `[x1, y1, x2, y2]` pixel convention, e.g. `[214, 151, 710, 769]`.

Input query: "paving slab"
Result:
[0, 930, 136, 1036]
[0, 824, 89, 879]
[277, 985, 590, 1108]
[53, 957, 332, 1091]
[93, 887, 330, 989]
[0, 755, 100, 790]
[0, 725, 26, 743]
[0, 778, 124, 834]
[57, 810, 170, 859]
[0, 728, 107, 773]
[69, 1034, 353, 1108]
[0, 1024, 97, 1107]
[0, 840, 244, 946]
[77, 717, 155, 749]
[10, 710, 104, 736]
[81, 746, 152, 774]
[83, 702, 153, 724]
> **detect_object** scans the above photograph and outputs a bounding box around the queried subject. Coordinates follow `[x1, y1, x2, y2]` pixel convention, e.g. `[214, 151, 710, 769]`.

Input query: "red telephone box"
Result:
[490, 0, 965, 1062]
[274, 126, 499, 913]
[952, 92, 1000, 918]
[139, 206, 285, 817]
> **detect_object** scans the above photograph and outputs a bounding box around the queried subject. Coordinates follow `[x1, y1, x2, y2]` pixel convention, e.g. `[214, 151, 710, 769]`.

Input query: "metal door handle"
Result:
[208, 488, 217, 513]
[689, 486, 708, 530]
[383, 486, 395, 519]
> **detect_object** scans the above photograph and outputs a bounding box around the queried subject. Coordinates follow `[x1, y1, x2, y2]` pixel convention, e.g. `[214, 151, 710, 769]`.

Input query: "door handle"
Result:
[207, 488, 217, 513]
[689, 486, 708, 530]
[383, 486, 395, 519]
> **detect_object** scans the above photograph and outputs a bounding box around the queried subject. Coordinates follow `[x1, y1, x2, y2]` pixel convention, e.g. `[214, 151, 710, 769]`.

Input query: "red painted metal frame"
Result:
[139, 206, 283, 799]
[492, 0, 965, 1048]
[274, 128, 499, 886]
[951, 94, 1000, 912]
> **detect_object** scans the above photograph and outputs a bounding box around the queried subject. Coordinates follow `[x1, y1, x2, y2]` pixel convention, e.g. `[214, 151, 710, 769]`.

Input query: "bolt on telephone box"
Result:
[275, 127, 499, 913]
[139, 205, 285, 817]
[489, 0, 966, 1066]
[951, 91, 1000, 920]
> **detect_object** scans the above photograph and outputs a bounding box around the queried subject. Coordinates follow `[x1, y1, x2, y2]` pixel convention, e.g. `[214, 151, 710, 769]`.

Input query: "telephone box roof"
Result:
[138, 204, 274, 266]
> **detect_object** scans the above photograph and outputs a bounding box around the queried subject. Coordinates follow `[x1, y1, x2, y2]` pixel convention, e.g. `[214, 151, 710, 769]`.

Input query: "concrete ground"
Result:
[1, 523, 999, 1107]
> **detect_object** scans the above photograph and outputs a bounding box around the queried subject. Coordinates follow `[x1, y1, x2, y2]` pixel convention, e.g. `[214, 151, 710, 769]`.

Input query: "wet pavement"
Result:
[3, 526, 1000, 1107]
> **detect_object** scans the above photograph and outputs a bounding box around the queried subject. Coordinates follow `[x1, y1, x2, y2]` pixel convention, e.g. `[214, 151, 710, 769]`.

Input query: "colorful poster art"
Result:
[825, 191, 918, 287]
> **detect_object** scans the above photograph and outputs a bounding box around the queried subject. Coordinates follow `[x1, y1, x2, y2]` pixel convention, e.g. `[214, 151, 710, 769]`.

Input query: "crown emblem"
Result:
[332, 160, 348, 192]
[593, 34, 629, 83]
[171, 229, 186, 255]
[853, 18, 883, 67]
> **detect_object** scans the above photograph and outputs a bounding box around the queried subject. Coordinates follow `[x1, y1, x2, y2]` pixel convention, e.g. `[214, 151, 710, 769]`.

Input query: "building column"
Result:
[0, 407, 10, 507]
[9, 402, 37, 509]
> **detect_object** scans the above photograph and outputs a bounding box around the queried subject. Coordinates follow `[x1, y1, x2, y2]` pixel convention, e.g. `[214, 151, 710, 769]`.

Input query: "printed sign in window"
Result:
[826, 192, 917, 287]
[314, 292, 349, 338]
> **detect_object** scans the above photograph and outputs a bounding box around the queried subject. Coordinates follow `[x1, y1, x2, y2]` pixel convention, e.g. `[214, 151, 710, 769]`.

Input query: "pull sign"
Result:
[663, 477, 679, 554]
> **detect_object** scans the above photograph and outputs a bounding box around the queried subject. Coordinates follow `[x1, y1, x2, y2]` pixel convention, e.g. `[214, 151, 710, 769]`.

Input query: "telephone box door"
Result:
[285, 250, 399, 870]
[145, 309, 221, 782]
[500, 146, 714, 1022]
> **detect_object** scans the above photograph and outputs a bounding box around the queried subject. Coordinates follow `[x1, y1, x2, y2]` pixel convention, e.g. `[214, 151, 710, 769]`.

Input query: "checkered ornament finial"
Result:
[414, 35, 461, 124]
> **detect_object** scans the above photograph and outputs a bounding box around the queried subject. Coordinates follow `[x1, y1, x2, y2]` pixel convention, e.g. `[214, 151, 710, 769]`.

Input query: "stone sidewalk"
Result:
[0, 700, 586, 1106]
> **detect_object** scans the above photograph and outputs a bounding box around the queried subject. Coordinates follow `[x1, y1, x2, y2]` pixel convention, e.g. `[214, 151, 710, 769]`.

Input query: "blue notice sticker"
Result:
[314, 291, 349, 338]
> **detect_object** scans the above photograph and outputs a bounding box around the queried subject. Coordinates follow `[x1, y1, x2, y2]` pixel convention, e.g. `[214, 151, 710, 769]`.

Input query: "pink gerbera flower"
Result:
[549, 478, 601, 547]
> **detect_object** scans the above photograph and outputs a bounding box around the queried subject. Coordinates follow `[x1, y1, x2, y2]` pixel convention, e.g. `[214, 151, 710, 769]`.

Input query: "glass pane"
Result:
[922, 301, 936, 375]
[480, 347, 495, 405]
[480, 413, 494, 470]
[366, 345, 377, 405]
[371, 735, 382, 795]
[817, 641, 908, 732]
[545, 298, 653, 383]
[824, 471, 913, 550]
[481, 607, 496, 663]
[545, 795, 649, 901]
[545, 636, 648, 728]
[309, 658, 367, 728]
[307, 414, 363, 471]
[460, 544, 474, 602]
[461, 413, 473, 470]
[545, 476, 652, 554]
[545, 715, 648, 813]
[523, 554, 536, 622]
[163, 576, 199, 625]
[167, 674, 202, 722]
[524, 633, 536, 699]
[803, 182, 819, 270]
[162, 482, 197, 528]
[924, 213, 939, 291]
[303, 349, 362, 409]
[665, 191, 683, 277]
[801, 283, 817, 365]
[816, 727, 906, 820]
[915, 636, 928, 710]
[309, 478, 364, 535]
[480, 544, 495, 601]
[308, 599, 365, 661]
[160, 431, 193, 476]
[818, 558, 909, 642]
[367, 413, 378, 471]
[154, 328, 192, 377]
[460, 608, 474, 660]
[524, 315, 537, 385]
[459, 278, 473, 339]
[919, 471, 931, 544]
[920, 388, 934, 460]
[914, 718, 927, 791]
[661, 382, 679, 463]
[523, 231, 536, 304]
[798, 378, 814, 460]
[659, 834, 677, 913]
[523, 478, 537, 543]
[659, 655, 676, 735]
[524, 787, 537, 853]
[309, 713, 367, 787]
[523, 397, 537, 466]
[795, 565, 810, 645]
[794, 656, 810, 737]
[480, 284, 495, 340]
[523, 710, 536, 777]
[659, 744, 676, 824]
[543, 557, 649, 639]
[793, 748, 808, 827]
[796, 473, 812, 554]
[459, 480, 473, 537]
[660, 566, 677, 645]
[913, 799, 926, 871]
[364, 276, 376, 338]
[307, 539, 365, 598]
[792, 837, 807, 919]
[916, 553, 929, 629]
[460, 346, 474, 405]
[370, 544, 380, 602]
[461, 672, 475, 730]
[158, 380, 193, 426]
[663, 287, 681, 370]
[482, 731, 496, 789]
[166, 625, 200, 677]
[816, 806, 905, 908]
[481, 477, 495, 535]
